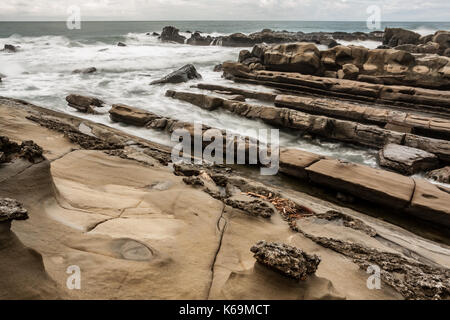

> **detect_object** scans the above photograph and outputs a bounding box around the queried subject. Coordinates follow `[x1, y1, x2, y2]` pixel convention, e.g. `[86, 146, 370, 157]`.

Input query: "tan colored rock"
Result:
[408, 179, 450, 227]
[166, 90, 224, 110]
[66, 94, 104, 113]
[306, 159, 415, 208]
[264, 43, 321, 75]
[378, 144, 439, 175]
[337, 64, 359, 80]
[109, 104, 157, 126]
[279, 148, 324, 179]
[425, 166, 450, 184]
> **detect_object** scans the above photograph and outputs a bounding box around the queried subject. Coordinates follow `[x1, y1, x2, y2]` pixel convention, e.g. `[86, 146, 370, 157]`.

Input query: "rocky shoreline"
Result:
[1, 26, 450, 300]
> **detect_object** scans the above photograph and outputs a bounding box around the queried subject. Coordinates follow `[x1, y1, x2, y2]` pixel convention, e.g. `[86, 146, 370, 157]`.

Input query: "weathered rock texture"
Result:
[426, 166, 450, 184]
[0, 136, 43, 164]
[250, 241, 321, 280]
[0, 198, 29, 223]
[236, 42, 450, 89]
[223, 62, 450, 111]
[378, 144, 439, 175]
[150, 64, 202, 85]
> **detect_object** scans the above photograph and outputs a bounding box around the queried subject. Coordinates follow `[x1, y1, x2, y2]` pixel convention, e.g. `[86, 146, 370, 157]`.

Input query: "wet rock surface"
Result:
[72, 67, 97, 74]
[66, 94, 104, 113]
[159, 26, 186, 44]
[150, 64, 202, 85]
[250, 240, 321, 280]
[426, 166, 450, 184]
[383, 28, 421, 47]
[378, 143, 439, 175]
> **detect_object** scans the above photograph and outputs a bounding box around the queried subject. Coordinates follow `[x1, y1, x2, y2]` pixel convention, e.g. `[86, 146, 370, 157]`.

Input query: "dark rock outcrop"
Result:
[66, 94, 104, 113]
[186, 32, 213, 46]
[72, 67, 97, 74]
[117, 42, 127, 47]
[383, 28, 421, 47]
[159, 26, 186, 44]
[250, 241, 321, 280]
[2, 44, 18, 53]
[0, 136, 43, 164]
[150, 64, 202, 85]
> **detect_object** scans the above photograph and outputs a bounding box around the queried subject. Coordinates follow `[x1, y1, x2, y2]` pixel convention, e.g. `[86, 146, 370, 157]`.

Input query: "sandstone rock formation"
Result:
[231, 43, 450, 89]
[425, 166, 450, 184]
[250, 241, 321, 280]
[150, 64, 202, 85]
[378, 144, 439, 175]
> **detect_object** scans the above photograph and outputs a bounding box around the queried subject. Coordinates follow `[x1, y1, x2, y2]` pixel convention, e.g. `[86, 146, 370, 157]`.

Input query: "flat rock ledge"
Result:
[0, 198, 29, 223]
[378, 143, 439, 175]
[250, 240, 321, 280]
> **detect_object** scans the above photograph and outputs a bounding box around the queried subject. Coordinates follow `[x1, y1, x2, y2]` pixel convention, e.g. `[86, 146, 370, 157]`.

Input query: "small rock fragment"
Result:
[250, 240, 321, 280]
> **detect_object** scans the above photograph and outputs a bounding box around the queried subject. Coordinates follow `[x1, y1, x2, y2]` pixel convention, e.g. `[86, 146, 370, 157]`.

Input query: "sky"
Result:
[0, 0, 449, 21]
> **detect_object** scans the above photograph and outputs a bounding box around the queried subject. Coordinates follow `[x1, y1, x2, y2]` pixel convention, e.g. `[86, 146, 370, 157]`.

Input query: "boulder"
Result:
[109, 104, 157, 126]
[186, 32, 213, 46]
[159, 26, 186, 44]
[378, 144, 439, 175]
[383, 28, 421, 47]
[66, 94, 104, 113]
[394, 42, 440, 54]
[263, 43, 321, 75]
[150, 64, 202, 85]
[238, 50, 252, 63]
[2, 44, 18, 52]
[337, 63, 359, 80]
[0, 198, 28, 224]
[213, 64, 223, 72]
[250, 241, 321, 280]
[117, 42, 127, 47]
[432, 30, 450, 54]
[72, 67, 97, 74]
[425, 166, 450, 184]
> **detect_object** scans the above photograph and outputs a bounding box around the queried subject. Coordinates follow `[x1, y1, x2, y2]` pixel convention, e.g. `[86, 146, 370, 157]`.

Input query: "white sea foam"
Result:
[0, 32, 380, 166]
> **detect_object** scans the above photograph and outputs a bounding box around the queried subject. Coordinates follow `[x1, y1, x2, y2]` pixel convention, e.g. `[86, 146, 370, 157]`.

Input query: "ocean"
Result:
[1, 21, 449, 166]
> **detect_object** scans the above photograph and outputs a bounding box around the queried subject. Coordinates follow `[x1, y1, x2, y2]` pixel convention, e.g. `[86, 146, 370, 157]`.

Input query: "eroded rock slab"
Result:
[426, 166, 450, 184]
[378, 144, 439, 175]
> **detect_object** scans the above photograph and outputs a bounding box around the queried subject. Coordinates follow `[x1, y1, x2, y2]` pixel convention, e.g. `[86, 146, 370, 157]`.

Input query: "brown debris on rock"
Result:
[0, 136, 43, 164]
[250, 240, 321, 280]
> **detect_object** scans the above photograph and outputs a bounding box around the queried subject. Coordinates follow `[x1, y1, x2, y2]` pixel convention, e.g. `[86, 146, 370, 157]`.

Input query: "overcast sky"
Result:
[1, 0, 449, 21]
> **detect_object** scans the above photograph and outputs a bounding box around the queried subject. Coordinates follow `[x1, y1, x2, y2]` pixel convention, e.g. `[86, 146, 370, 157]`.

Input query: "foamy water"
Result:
[2, 22, 447, 169]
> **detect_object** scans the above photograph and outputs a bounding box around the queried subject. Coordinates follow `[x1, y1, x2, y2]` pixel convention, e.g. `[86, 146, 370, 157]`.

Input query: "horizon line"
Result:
[0, 19, 449, 23]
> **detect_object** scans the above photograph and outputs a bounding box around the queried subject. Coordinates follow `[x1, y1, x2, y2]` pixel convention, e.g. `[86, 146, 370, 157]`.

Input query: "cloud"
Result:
[0, 0, 449, 21]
